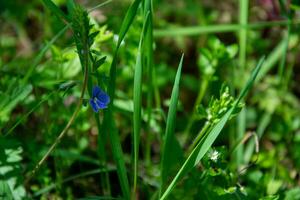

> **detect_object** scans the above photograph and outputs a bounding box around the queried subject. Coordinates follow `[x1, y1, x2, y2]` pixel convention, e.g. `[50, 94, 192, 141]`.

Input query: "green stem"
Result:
[28, 43, 89, 180]
[187, 121, 211, 153]
[236, 0, 248, 167]
[5, 91, 55, 136]
[183, 78, 208, 144]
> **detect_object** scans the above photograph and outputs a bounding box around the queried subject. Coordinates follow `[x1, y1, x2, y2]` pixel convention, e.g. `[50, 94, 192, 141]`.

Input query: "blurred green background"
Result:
[1, 0, 300, 199]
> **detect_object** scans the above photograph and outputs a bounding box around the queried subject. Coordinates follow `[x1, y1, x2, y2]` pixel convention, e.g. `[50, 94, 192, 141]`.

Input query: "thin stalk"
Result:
[239, 0, 248, 70]
[5, 91, 55, 136]
[153, 67, 161, 108]
[154, 19, 300, 37]
[187, 121, 211, 153]
[236, 108, 246, 165]
[28, 43, 89, 180]
[236, 0, 249, 167]
[34, 167, 115, 196]
[87, 0, 113, 13]
[244, 112, 272, 164]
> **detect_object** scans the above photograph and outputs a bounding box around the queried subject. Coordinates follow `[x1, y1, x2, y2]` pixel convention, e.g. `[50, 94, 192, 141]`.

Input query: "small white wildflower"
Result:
[222, 91, 229, 99]
[210, 150, 219, 162]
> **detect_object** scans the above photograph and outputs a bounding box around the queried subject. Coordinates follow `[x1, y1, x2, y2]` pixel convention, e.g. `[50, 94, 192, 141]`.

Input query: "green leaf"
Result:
[284, 187, 300, 200]
[0, 181, 13, 200]
[0, 139, 26, 200]
[88, 31, 100, 46]
[94, 56, 107, 70]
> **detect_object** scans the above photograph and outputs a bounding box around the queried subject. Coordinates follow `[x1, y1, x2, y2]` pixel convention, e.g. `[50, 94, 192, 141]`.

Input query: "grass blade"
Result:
[5, 92, 54, 136]
[256, 39, 286, 83]
[133, 12, 150, 193]
[107, 0, 142, 102]
[143, 0, 155, 167]
[102, 0, 142, 199]
[153, 20, 300, 37]
[160, 57, 265, 200]
[160, 54, 184, 194]
[116, 0, 142, 47]
[34, 167, 115, 196]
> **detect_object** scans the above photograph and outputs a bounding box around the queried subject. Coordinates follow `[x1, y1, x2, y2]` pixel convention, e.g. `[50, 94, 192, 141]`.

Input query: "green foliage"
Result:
[1, 0, 300, 199]
[0, 138, 25, 200]
[198, 37, 238, 78]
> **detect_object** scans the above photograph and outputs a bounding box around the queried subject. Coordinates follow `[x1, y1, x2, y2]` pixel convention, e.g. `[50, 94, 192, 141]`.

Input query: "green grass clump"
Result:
[1, 0, 300, 199]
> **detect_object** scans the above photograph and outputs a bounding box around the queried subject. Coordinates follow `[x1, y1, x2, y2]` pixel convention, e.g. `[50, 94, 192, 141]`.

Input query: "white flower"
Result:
[210, 150, 219, 162]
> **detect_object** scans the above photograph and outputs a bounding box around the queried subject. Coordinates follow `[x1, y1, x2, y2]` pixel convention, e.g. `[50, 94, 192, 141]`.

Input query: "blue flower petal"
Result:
[90, 86, 110, 111]
[89, 99, 99, 112]
[95, 99, 108, 109]
[92, 86, 102, 98]
[97, 91, 110, 105]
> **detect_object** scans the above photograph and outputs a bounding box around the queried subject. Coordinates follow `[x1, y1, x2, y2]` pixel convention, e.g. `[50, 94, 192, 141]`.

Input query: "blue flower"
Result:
[89, 86, 110, 112]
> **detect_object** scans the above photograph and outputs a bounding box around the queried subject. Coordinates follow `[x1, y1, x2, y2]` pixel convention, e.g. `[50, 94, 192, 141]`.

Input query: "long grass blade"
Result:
[102, 0, 142, 199]
[160, 54, 184, 195]
[160, 57, 265, 200]
[153, 19, 300, 37]
[133, 12, 150, 193]
[116, 0, 142, 48]
[143, 0, 155, 167]
[256, 39, 286, 83]
[5, 92, 55, 136]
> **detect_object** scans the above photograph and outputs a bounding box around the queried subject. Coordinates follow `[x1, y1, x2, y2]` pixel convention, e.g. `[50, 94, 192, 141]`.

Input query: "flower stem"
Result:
[28, 44, 89, 180]
[187, 121, 211, 153]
